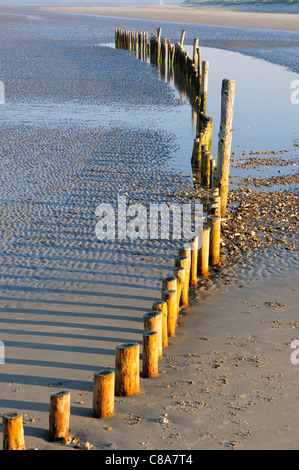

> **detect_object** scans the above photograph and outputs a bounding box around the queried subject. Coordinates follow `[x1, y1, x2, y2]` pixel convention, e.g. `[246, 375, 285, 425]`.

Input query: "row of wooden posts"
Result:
[116, 28, 211, 116]
[2, 196, 222, 450]
[2, 27, 235, 450]
[116, 26, 235, 217]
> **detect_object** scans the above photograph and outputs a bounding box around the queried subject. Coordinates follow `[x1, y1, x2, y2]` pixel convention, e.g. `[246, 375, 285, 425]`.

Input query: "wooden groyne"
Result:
[113, 25, 236, 409]
[3, 26, 236, 450]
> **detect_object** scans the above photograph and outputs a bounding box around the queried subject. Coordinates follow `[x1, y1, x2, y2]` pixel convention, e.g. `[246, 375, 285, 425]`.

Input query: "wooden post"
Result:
[115, 343, 140, 396]
[173, 266, 185, 315]
[193, 38, 199, 69]
[190, 236, 199, 287]
[209, 196, 221, 217]
[179, 246, 191, 278]
[130, 31, 134, 51]
[210, 187, 220, 197]
[170, 44, 175, 65]
[161, 37, 167, 63]
[143, 331, 159, 378]
[208, 201, 219, 217]
[152, 301, 168, 348]
[215, 79, 236, 217]
[201, 61, 209, 114]
[191, 137, 201, 169]
[161, 276, 177, 296]
[180, 29, 186, 46]
[197, 48, 202, 96]
[206, 117, 213, 153]
[2, 412, 26, 450]
[138, 32, 142, 56]
[201, 143, 208, 180]
[162, 289, 177, 337]
[49, 391, 70, 441]
[161, 276, 178, 317]
[144, 311, 163, 358]
[167, 39, 171, 63]
[198, 224, 210, 276]
[207, 215, 221, 265]
[92, 370, 115, 419]
[175, 256, 190, 307]
[203, 152, 211, 188]
[210, 158, 216, 187]
[142, 32, 145, 51]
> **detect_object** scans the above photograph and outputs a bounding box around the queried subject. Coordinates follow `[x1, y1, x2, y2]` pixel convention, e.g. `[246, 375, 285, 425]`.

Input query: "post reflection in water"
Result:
[135, 45, 203, 189]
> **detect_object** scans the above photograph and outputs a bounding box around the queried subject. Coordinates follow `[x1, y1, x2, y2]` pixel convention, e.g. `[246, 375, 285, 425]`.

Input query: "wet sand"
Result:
[39, 4, 299, 32]
[0, 6, 298, 451]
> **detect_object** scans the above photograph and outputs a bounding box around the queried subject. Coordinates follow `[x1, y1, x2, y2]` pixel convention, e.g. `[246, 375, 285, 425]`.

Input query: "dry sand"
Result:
[39, 4, 299, 32]
[2, 269, 298, 450]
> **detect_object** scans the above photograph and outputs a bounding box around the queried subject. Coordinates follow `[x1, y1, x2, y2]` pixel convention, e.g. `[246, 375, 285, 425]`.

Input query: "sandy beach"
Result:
[0, 4, 298, 452]
[39, 4, 299, 32]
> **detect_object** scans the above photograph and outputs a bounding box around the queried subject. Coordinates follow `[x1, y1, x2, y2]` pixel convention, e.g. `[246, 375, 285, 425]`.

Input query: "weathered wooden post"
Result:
[180, 29, 186, 46]
[170, 44, 175, 65]
[201, 61, 209, 114]
[161, 37, 167, 63]
[138, 31, 142, 57]
[152, 300, 168, 348]
[92, 370, 115, 419]
[173, 266, 185, 315]
[203, 153, 212, 188]
[208, 201, 219, 216]
[143, 331, 159, 378]
[215, 79, 236, 217]
[210, 187, 220, 197]
[49, 391, 70, 441]
[161, 275, 176, 294]
[201, 144, 208, 185]
[115, 343, 140, 396]
[206, 117, 213, 153]
[209, 195, 221, 216]
[167, 39, 171, 63]
[162, 289, 177, 337]
[193, 39, 199, 69]
[161, 276, 178, 317]
[197, 48, 202, 97]
[2, 412, 26, 450]
[210, 157, 216, 187]
[190, 236, 199, 287]
[144, 311, 163, 358]
[175, 255, 190, 307]
[207, 215, 221, 265]
[198, 224, 210, 276]
[191, 136, 202, 169]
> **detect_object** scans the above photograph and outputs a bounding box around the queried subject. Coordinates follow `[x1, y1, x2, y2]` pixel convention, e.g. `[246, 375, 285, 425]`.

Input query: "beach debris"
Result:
[62, 436, 93, 450]
[125, 414, 142, 426]
[159, 417, 169, 425]
[265, 301, 286, 308]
